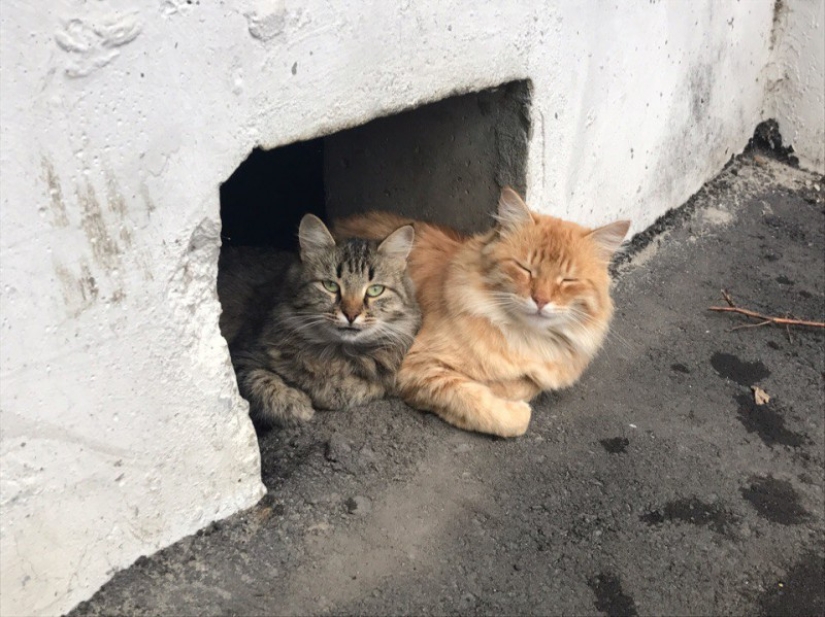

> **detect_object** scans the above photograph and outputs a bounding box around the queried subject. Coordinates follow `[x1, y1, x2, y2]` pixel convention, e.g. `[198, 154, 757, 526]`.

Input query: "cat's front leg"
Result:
[398, 352, 531, 438]
[308, 374, 385, 410]
[235, 366, 315, 426]
[489, 377, 542, 402]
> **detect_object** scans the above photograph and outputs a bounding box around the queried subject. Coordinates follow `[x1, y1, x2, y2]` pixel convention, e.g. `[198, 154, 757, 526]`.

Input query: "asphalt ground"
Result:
[70, 153, 824, 617]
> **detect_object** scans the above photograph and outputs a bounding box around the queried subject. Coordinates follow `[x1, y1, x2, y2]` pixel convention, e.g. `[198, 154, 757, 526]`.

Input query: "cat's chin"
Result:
[517, 311, 568, 331]
[334, 326, 365, 340]
[333, 325, 388, 346]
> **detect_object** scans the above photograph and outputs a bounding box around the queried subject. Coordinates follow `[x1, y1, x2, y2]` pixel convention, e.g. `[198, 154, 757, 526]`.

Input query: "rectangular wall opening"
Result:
[218, 79, 531, 455]
[220, 79, 531, 245]
[324, 80, 531, 233]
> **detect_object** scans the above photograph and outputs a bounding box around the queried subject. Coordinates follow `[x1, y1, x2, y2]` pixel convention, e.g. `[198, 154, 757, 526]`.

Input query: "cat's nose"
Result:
[343, 309, 360, 324]
[532, 294, 549, 309]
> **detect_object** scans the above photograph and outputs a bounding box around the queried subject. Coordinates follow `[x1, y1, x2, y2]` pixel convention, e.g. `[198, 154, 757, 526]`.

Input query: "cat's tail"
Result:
[332, 211, 417, 242]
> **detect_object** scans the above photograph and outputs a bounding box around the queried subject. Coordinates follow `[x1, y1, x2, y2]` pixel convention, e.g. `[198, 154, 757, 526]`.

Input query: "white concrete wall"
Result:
[766, 0, 825, 172]
[0, 1, 800, 615]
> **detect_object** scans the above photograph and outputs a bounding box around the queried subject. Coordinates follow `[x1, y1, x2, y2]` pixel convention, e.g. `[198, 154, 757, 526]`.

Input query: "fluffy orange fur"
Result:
[334, 188, 630, 437]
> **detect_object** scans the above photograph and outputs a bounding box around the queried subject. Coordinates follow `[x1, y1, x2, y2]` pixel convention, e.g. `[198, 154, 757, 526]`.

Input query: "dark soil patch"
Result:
[735, 392, 807, 448]
[600, 437, 630, 454]
[711, 352, 771, 387]
[588, 572, 638, 617]
[741, 476, 809, 525]
[640, 497, 735, 535]
[758, 552, 825, 616]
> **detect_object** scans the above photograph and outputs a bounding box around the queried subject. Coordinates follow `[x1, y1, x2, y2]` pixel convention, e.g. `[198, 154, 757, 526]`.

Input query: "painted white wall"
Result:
[766, 0, 825, 172]
[0, 1, 811, 615]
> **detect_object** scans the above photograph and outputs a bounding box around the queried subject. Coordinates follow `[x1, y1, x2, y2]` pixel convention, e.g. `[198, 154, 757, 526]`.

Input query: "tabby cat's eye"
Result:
[322, 280, 340, 293]
[561, 278, 578, 284]
[366, 284, 385, 298]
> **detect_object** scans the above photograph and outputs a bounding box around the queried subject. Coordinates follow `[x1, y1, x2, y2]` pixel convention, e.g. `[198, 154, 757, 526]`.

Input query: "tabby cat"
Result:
[334, 188, 630, 438]
[218, 214, 420, 427]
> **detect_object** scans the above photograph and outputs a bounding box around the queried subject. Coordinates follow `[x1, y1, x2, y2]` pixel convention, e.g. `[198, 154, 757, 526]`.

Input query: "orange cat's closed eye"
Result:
[511, 260, 532, 276]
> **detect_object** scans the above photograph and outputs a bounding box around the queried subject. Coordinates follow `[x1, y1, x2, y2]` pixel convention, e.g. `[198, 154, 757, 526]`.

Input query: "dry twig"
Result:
[708, 290, 825, 330]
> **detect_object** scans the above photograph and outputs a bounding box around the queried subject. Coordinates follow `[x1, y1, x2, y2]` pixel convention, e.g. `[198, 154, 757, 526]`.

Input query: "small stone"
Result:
[459, 593, 476, 608]
[325, 435, 350, 462]
[345, 495, 371, 515]
[358, 446, 377, 465]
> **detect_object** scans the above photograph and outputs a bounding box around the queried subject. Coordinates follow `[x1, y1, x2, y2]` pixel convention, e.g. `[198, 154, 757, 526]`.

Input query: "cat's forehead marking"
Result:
[336, 239, 372, 277]
[517, 228, 585, 275]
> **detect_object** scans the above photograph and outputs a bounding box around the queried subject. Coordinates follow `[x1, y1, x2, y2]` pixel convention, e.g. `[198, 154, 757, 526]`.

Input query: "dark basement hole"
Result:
[220, 139, 327, 250]
[220, 79, 531, 248]
[218, 80, 531, 468]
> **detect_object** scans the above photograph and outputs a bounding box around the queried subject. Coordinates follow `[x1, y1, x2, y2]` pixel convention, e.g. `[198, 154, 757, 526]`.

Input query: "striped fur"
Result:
[218, 216, 420, 427]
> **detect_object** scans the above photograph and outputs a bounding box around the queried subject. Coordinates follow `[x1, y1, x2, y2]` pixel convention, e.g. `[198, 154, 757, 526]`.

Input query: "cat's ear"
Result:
[495, 187, 533, 231]
[298, 214, 336, 258]
[377, 225, 415, 261]
[587, 220, 631, 259]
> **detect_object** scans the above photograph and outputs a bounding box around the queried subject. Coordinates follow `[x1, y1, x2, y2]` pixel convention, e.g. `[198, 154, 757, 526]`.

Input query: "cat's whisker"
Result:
[366, 322, 416, 347]
[602, 329, 636, 353]
[280, 317, 332, 332]
[564, 306, 595, 325]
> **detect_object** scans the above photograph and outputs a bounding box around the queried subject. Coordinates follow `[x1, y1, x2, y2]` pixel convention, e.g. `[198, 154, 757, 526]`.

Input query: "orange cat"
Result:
[334, 188, 630, 437]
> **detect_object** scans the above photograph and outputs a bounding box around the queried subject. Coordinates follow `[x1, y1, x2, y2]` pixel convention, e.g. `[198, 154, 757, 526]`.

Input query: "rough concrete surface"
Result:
[1, 4, 788, 611]
[70, 155, 824, 616]
[325, 81, 530, 235]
